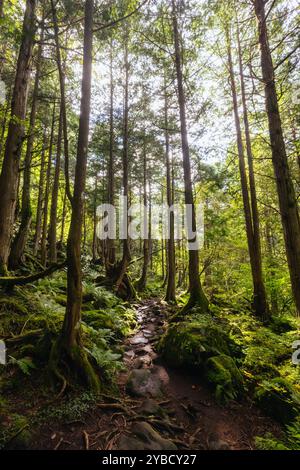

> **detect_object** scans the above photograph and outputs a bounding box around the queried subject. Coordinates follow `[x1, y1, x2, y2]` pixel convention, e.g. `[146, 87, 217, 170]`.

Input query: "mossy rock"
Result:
[254, 378, 300, 425]
[205, 354, 244, 403]
[158, 317, 233, 369]
[1, 414, 32, 450]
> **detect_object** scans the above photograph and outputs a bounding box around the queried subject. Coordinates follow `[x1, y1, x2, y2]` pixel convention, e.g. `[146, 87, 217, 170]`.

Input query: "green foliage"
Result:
[205, 354, 244, 403]
[254, 378, 300, 425]
[158, 311, 236, 368]
[8, 356, 36, 376]
[255, 418, 300, 450]
[36, 391, 97, 424]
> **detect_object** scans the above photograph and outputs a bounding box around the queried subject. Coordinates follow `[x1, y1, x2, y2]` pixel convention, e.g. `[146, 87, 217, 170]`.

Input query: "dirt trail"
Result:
[32, 299, 280, 450]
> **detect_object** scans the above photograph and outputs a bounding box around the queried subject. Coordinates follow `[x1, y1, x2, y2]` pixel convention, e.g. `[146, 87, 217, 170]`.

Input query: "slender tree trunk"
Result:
[0, 0, 36, 275]
[115, 33, 132, 294]
[51, 0, 72, 204]
[56, 0, 99, 391]
[9, 17, 44, 269]
[265, 211, 279, 315]
[227, 21, 269, 319]
[164, 77, 176, 302]
[172, 0, 208, 312]
[48, 106, 63, 263]
[254, 0, 300, 316]
[60, 188, 67, 244]
[137, 131, 149, 291]
[39, 102, 56, 264]
[106, 39, 116, 268]
[31, 128, 47, 256]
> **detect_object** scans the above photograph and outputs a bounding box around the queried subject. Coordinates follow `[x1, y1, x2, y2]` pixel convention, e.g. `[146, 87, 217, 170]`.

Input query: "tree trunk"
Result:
[254, 0, 300, 316]
[172, 0, 208, 312]
[115, 32, 132, 295]
[32, 129, 47, 259]
[40, 102, 56, 264]
[137, 130, 149, 291]
[227, 22, 268, 319]
[9, 16, 44, 269]
[48, 106, 63, 264]
[106, 39, 116, 269]
[164, 77, 176, 303]
[0, 0, 36, 275]
[51, 0, 72, 204]
[53, 0, 100, 392]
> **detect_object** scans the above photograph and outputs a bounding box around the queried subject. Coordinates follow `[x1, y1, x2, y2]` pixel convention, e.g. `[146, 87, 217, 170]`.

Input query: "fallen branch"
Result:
[0, 261, 66, 289]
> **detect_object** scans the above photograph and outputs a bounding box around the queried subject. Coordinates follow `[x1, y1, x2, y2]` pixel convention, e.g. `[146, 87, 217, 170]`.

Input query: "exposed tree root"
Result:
[48, 337, 101, 395]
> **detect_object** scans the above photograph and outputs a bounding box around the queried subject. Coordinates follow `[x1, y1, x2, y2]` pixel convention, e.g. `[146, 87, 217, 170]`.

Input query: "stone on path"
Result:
[126, 366, 169, 398]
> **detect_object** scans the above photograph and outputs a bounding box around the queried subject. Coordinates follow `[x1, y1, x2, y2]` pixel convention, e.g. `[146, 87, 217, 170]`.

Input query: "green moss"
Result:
[254, 378, 300, 424]
[158, 314, 234, 368]
[0, 414, 32, 450]
[205, 354, 244, 403]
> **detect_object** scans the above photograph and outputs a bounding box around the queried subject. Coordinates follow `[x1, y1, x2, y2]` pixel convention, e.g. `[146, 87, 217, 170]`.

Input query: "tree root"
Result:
[48, 337, 101, 395]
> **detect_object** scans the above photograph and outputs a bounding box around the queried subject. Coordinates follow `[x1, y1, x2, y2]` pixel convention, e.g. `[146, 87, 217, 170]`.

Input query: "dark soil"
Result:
[29, 299, 282, 450]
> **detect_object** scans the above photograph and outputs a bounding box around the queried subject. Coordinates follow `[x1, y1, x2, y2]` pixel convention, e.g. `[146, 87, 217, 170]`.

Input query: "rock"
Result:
[205, 354, 244, 403]
[158, 315, 237, 369]
[118, 422, 177, 450]
[130, 336, 148, 345]
[132, 357, 143, 369]
[207, 433, 231, 450]
[126, 367, 168, 398]
[254, 378, 300, 424]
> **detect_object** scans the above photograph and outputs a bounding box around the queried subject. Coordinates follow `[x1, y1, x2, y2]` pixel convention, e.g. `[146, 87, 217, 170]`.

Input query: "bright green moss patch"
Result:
[205, 354, 244, 403]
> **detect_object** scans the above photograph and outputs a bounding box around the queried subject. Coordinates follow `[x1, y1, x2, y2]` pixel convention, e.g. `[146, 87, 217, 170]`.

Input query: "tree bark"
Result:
[137, 130, 150, 291]
[0, 0, 36, 275]
[9, 16, 44, 269]
[31, 128, 47, 258]
[48, 106, 63, 264]
[106, 39, 116, 268]
[227, 21, 268, 319]
[57, 0, 99, 391]
[51, 0, 72, 204]
[164, 76, 176, 303]
[172, 0, 208, 312]
[254, 0, 300, 316]
[39, 102, 56, 264]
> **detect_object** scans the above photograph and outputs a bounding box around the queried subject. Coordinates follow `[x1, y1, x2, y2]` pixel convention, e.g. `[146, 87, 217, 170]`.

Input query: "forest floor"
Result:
[29, 299, 281, 451]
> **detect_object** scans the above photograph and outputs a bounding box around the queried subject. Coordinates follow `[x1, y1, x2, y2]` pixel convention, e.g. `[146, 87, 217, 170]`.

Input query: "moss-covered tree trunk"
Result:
[9, 11, 44, 270]
[56, 0, 100, 391]
[0, 0, 36, 275]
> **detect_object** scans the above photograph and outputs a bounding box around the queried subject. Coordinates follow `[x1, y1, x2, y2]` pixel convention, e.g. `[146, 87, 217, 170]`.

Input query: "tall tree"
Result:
[172, 0, 208, 312]
[9, 12, 45, 269]
[0, 0, 36, 275]
[51, 0, 100, 391]
[226, 24, 268, 319]
[253, 0, 300, 315]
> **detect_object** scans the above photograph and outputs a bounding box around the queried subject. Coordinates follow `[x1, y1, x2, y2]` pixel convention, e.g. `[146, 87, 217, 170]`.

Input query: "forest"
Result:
[0, 0, 299, 454]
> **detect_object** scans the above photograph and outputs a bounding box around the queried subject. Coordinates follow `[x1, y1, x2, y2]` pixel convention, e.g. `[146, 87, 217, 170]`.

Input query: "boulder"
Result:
[126, 367, 169, 398]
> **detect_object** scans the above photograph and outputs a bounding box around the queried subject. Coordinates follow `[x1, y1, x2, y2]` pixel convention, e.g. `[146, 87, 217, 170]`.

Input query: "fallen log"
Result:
[0, 261, 67, 289]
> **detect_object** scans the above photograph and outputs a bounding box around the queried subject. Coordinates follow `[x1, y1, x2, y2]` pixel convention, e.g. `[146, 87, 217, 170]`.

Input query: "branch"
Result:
[93, 0, 149, 32]
[274, 44, 300, 70]
[0, 262, 66, 289]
